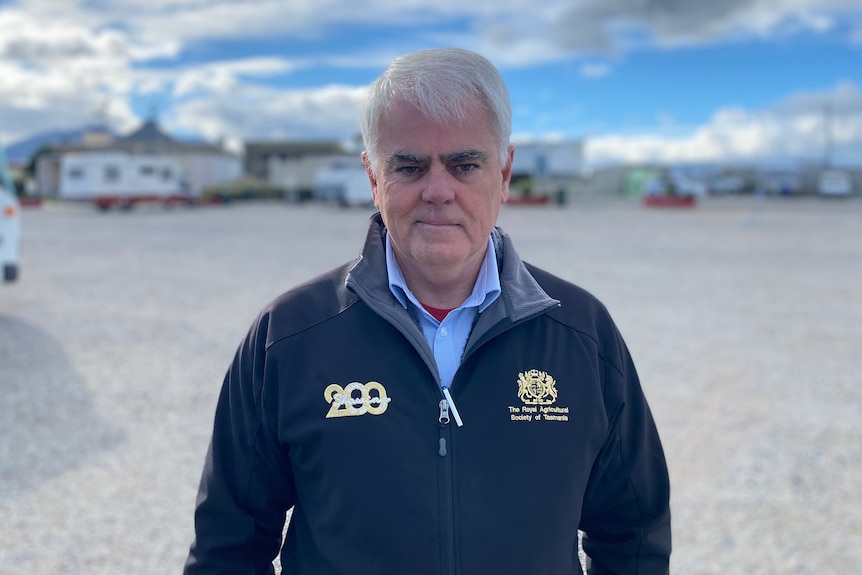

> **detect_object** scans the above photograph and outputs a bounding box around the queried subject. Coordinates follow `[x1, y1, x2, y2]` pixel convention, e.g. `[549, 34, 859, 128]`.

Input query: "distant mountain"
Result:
[5, 125, 114, 165]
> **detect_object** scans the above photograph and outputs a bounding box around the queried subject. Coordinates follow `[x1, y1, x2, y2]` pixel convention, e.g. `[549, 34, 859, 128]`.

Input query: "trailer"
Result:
[59, 151, 191, 210]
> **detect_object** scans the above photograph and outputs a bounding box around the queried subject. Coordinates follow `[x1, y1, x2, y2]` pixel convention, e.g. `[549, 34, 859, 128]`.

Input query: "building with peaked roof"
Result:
[35, 119, 241, 199]
[121, 118, 176, 146]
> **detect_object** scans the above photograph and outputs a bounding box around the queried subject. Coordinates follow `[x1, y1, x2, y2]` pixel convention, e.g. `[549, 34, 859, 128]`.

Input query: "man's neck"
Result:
[396, 259, 483, 309]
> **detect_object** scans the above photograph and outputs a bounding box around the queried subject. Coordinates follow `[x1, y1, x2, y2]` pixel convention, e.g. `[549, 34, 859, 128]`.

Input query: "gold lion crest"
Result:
[517, 369, 558, 405]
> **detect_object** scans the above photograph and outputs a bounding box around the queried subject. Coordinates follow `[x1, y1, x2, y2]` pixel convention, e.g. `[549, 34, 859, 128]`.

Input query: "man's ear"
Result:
[500, 145, 514, 203]
[362, 152, 379, 205]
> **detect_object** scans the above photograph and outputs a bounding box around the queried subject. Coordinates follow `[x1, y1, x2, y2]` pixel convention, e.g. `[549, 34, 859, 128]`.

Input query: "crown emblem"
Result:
[517, 369, 558, 405]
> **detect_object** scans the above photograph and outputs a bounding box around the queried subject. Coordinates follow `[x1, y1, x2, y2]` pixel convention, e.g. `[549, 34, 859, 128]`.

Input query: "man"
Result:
[185, 48, 671, 575]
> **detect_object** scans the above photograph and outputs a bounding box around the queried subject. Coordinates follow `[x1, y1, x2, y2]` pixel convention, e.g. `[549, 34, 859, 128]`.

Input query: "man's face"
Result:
[364, 98, 513, 283]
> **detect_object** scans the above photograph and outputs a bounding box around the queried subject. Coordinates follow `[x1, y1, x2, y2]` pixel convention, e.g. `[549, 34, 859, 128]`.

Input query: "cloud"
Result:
[586, 81, 862, 166]
[2, 0, 861, 164]
[8, 1, 861, 65]
[171, 57, 302, 98]
[543, 0, 862, 55]
[167, 84, 369, 144]
[0, 14, 137, 141]
[580, 62, 611, 78]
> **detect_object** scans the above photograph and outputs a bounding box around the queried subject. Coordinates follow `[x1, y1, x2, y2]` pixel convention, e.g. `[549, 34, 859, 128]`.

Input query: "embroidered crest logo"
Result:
[324, 381, 391, 418]
[517, 369, 558, 405]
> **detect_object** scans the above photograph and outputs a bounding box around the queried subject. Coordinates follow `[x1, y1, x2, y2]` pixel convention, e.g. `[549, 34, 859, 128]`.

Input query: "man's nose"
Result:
[421, 166, 456, 203]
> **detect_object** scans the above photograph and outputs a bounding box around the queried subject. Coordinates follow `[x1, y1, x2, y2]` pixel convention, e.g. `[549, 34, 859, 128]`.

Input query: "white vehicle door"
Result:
[0, 182, 21, 282]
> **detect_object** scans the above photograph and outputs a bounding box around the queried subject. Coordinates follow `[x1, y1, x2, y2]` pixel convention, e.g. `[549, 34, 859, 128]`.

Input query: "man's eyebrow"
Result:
[445, 150, 488, 163]
[386, 153, 428, 167]
[384, 150, 489, 169]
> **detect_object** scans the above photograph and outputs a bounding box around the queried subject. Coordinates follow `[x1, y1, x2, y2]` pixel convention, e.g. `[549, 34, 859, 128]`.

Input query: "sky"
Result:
[1, 0, 861, 168]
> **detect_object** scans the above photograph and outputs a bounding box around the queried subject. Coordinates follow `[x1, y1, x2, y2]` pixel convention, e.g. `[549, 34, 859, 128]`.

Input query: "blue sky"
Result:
[1, 0, 861, 167]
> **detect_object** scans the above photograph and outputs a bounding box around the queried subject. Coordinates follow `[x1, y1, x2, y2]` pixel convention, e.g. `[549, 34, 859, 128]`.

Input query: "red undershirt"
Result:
[421, 303, 453, 323]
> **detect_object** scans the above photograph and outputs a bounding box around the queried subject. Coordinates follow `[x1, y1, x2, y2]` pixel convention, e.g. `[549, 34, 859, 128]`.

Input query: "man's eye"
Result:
[398, 166, 421, 175]
[455, 164, 477, 174]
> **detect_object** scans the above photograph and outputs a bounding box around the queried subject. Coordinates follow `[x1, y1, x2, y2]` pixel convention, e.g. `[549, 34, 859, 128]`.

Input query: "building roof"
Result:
[118, 119, 177, 145]
[38, 118, 233, 157]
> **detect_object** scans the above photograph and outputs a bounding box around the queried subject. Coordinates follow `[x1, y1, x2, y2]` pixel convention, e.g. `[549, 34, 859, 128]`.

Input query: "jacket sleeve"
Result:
[184, 312, 296, 575]
[580, 336, 672, 575]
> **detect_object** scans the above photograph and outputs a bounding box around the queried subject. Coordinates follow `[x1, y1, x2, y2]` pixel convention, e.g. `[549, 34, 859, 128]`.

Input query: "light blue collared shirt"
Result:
[386, 234, 501, 389]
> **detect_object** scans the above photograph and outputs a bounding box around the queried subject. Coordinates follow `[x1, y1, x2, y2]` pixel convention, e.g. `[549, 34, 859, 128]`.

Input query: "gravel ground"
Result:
[1, 196, 859, 574]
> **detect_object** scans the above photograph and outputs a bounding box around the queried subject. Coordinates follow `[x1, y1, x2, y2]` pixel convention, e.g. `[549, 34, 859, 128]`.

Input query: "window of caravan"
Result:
[104, 165, 120, 182]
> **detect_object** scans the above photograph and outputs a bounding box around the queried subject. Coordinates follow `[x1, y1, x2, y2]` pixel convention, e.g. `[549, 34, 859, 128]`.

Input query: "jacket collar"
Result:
[346, 212, 559, 337]
[346, 212, 560, 316]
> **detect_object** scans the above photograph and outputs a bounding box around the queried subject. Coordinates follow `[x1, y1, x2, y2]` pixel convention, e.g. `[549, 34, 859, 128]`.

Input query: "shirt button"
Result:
[440, 327, 448, 337]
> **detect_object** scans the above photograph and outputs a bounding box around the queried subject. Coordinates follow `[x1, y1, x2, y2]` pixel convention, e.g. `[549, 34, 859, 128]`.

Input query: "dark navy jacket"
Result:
[185, 214, 671, 575]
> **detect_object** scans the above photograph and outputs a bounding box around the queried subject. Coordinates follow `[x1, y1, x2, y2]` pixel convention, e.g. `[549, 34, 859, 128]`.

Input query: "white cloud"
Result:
[167, 84, 369, 143]
[586, 81, 862, 167]
[172, 57, 301, 98]
[580, 62, 611, 78]
[0, 11, 141, 141]
[2, 0, 861, 161]
[8, 0, 861, 66]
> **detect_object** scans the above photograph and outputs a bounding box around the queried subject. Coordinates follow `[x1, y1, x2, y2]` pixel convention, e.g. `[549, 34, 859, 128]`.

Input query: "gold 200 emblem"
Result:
[324, 381, 391, 418]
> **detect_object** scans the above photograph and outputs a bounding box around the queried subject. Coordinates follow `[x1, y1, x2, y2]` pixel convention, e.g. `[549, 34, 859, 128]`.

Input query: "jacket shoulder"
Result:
[256, 261, 360, 348]
[525, 263, 628, 369]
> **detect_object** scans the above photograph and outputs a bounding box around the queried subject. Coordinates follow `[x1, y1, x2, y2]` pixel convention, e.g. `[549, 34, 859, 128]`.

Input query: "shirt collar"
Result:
[386, 234, 501, 314]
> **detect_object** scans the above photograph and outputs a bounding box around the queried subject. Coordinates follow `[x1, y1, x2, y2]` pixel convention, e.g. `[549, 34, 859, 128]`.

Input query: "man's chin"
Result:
[416, 222, 460, 235]
[412, 246, 477, 269]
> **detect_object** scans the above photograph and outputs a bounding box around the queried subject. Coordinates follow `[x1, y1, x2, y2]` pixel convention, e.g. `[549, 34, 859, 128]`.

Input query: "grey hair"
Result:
[361, 48, 512, 173]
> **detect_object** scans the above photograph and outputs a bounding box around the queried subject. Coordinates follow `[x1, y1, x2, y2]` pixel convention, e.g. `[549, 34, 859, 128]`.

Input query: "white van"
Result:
[817, 170, 852, 198]
[314, 167, 373, 207]
[1, 139, 20, 282]
[0, 181, 21, 282]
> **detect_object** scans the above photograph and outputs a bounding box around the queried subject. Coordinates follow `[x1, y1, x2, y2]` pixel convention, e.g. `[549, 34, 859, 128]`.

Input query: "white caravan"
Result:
[59, 151, 188, 209]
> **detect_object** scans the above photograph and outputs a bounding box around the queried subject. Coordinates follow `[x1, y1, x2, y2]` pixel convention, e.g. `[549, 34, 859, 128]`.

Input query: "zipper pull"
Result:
[439, 437, 447, 457]
[438, 399, 450, 424]
[442, 387, 463, 427]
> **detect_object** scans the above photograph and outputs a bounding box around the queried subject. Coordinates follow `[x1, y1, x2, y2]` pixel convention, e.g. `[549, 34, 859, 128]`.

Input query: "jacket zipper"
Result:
[438, 395, 458, 575]
[431, 308, 549, 574]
